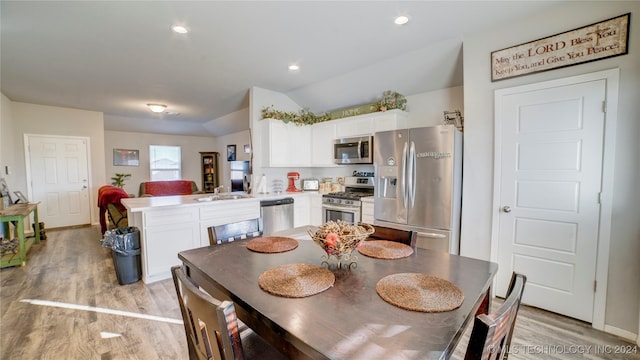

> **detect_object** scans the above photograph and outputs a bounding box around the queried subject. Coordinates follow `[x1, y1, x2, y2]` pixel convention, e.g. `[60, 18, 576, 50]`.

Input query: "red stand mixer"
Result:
[286, 172, 302, 192]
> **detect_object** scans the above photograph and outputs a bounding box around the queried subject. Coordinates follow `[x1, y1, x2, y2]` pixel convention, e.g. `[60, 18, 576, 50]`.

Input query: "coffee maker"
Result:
[286, 172, 302, 192]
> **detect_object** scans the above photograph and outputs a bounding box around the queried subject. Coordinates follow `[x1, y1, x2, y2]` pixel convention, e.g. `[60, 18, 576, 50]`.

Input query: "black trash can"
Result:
[111, 248, 142, 285]
[101, 227, 141, 285]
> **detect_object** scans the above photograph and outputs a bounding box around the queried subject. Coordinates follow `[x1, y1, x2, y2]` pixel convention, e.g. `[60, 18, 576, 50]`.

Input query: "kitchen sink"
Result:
[217, 194, 252, 200]
[195, 194, 252, 202]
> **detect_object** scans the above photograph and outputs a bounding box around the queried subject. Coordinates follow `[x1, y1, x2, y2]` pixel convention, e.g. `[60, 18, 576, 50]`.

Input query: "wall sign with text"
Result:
[491, 13, 629, 81]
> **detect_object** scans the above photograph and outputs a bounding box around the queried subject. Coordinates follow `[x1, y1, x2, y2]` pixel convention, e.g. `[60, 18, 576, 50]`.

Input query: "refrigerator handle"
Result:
[409, 141, 417, 207]
[401, 141, 408, 207]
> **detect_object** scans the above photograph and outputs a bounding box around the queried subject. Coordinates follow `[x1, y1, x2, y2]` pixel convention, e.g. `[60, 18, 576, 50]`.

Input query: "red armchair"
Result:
[138, 180, 200, 197]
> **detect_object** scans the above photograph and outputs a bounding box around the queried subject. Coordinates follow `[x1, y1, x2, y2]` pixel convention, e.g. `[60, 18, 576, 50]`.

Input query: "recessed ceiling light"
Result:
[394, 15, 409, 25]
[288, 64, 300, 71]
[171, 25, 189, 34]
[147, 104, 167, 113]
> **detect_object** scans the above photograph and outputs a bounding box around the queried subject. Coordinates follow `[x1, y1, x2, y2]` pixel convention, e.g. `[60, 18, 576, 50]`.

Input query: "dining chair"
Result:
[368, 224, 417, 248]
[106, 203, 128, 229]
[208, 218, 263, 245]
[171, 265, 286, 360]
[464, 272, 527, 360]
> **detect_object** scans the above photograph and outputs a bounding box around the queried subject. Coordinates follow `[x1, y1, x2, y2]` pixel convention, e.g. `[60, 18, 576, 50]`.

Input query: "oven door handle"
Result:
[322, 203, 360, 211]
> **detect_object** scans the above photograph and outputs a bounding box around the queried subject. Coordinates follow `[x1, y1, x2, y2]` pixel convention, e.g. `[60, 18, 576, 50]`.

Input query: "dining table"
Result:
[178, 226, 498, 360]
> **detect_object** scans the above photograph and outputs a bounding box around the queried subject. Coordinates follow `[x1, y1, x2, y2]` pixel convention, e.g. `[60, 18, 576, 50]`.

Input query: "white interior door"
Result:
[495, 79, 606, 323]
[27, 135, 91, 228]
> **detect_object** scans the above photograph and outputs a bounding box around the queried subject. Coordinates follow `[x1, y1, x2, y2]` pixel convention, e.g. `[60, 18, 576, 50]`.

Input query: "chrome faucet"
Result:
[213, 185, 224, 195]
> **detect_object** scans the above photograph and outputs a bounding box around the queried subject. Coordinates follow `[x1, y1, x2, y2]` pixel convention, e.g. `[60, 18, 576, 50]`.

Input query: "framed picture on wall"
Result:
[227, 145, 236, 161]
[113, 149, 139, 166]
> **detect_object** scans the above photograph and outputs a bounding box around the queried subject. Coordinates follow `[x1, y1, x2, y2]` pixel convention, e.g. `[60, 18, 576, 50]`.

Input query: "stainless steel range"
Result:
[322, 172, 374, 224]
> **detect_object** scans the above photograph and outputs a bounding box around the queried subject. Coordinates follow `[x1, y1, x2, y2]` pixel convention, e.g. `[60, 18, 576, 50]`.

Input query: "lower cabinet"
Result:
[140, 207, 199, 283]
[361, 197, 374, 224]
[131, 199, 261, 283]
[309, 193, 323, 226]
[294, 195, 311, 227]
[199, 200, 261, 245]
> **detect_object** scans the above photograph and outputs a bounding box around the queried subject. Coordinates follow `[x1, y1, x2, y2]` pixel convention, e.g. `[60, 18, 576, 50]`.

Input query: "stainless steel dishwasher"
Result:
[260, 197, 294, 235]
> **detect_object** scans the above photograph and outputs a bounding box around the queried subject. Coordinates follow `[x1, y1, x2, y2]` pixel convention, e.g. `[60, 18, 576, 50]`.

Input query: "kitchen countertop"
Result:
[121, 191, 316, 212]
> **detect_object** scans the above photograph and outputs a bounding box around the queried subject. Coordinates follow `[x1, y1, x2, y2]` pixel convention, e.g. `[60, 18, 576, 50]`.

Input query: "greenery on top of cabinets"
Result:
[261, 90, 407, 126]
[261, 107, 331, 126]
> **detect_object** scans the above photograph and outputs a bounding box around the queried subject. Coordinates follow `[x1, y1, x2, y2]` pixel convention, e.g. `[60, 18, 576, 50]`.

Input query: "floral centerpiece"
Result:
[308, 220, 374, 269]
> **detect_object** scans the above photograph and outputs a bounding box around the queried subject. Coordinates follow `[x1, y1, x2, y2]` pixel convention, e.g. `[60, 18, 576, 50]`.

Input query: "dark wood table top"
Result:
[178, 230, 498, 360]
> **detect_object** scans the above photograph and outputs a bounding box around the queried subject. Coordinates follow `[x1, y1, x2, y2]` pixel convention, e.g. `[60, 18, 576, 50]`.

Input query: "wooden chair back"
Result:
[171, 265, 244, 360]
[464, 272, 527, 360]
[106, 203, 128, 229]
[208, 218, 263, 245]
[368, 224, 417, 248]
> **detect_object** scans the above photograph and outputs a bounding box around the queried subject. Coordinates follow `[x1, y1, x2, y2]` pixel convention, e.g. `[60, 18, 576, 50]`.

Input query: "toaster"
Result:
[301, 178, 320, 191]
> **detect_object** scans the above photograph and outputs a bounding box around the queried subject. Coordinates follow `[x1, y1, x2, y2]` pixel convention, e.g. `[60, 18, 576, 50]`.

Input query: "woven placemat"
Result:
[358, 240, 414, 259]
[246, 236, 299, 253]
[259, 263, 335, 298]
[376, 273, 464, 312]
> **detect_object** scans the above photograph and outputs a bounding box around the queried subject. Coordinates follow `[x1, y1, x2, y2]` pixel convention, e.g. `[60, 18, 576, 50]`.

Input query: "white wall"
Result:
[405, 86, 464, 128]
[7, 101, 106, 225]
[461, 1, 639, 336]
[104, 130, 218, 196]
[0, 94, 17, 201]
[215, 129, 251, 192]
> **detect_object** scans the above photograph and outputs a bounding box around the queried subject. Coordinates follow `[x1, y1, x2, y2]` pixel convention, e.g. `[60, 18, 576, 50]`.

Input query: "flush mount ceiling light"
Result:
[171, 25, 189, 34]
[147, 104, 167, 113]
[288, 64, 300, 71]
[394, 15, 409, 25]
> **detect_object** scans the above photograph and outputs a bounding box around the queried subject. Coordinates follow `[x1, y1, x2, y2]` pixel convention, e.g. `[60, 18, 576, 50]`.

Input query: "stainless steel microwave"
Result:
[333, 136, 373, 164]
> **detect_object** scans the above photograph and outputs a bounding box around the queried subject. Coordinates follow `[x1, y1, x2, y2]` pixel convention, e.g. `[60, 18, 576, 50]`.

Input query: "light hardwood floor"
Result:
[1, 226, 637, 359]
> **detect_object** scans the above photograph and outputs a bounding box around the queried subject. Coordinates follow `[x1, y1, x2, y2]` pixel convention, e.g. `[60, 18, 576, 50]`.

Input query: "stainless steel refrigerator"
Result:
[374, 125, 462, 254]
[230, 161, 250, 192]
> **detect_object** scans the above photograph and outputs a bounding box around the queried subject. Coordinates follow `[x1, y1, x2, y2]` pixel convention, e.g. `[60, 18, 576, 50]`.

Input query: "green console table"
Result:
[0, 203, 41, 268]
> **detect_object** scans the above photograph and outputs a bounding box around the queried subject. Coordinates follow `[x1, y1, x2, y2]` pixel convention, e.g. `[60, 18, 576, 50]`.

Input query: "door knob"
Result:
[502, 206, 511, 213]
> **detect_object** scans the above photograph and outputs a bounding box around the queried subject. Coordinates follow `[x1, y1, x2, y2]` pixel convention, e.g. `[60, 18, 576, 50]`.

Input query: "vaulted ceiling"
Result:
[1, 1, 562, 136]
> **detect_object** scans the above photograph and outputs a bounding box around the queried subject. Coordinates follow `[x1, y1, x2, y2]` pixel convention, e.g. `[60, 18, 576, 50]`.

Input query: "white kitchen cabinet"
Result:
[124, 197, 261, 283]
[199, 199, 261, 245]
[310, 121, 337, 167]
[140, 207, 199, 283]
[265, 119, 311, 167]
[335, 115, 373, 137]
[361, 197, 374, 224]
[373, 110, 409, 132]
[309, 193, 323, 226]
[294, 195, 311, 227]
[335, 109, 408, 138]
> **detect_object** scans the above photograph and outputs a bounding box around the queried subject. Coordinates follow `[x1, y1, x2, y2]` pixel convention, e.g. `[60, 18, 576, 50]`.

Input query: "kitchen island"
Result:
[121, 192, 314, 283]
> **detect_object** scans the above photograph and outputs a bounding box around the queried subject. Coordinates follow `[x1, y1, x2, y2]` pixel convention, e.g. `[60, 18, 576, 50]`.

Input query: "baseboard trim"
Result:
[603, 324, 638, 343]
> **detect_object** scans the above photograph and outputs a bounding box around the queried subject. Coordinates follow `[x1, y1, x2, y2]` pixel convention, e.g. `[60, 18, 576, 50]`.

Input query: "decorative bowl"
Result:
[308, 220, 374, 269]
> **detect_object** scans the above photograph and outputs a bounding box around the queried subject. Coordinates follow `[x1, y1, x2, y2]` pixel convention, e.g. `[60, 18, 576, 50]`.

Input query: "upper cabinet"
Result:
[334, 110, 408, 138]
[265, 119, 311, 167]
[261, 110, 408, 168]
[310, 121, 337, 167]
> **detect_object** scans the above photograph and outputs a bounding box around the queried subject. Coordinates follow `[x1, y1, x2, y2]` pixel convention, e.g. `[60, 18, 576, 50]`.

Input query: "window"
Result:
[150, 145, 181, 180]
